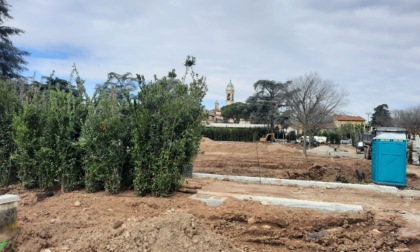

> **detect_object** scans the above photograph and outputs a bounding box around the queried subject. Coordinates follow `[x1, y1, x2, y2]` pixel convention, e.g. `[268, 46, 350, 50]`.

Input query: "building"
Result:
[292, 115, 366, 134]
[321, 123, 338, 132]
[207, 101, 223, 123]
[333, 115, 366, 128]
[207, 80, 235, 123]
[226, 80, 234, 106]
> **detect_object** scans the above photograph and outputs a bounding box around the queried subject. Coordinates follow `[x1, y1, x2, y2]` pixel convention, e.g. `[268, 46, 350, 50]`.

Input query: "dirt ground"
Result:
[1, 138, 420, 251]
[194, 138, 420, 189]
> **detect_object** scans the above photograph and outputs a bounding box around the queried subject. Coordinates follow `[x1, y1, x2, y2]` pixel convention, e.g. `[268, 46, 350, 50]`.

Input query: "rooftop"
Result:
[334, 115, 365, 122]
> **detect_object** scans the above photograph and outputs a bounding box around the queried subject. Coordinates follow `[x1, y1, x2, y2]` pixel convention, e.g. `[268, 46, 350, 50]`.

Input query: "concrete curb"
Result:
[193, 173, 420, 197]
[194, 190, 363, 213]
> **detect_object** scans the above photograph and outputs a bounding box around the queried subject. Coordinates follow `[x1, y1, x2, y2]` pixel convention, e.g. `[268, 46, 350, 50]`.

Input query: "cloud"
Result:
[7, 0, 420, 117]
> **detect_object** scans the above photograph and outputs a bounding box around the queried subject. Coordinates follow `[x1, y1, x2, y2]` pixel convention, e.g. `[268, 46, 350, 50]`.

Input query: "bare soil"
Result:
[194, 138, 420, 189]
[1, 138, 420, 251]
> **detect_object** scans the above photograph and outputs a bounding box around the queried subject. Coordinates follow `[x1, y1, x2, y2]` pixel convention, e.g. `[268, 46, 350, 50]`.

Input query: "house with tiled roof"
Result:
[206, 101, 223, 123]
[333, 115, 366, 128]
[321, 122, 338, 131]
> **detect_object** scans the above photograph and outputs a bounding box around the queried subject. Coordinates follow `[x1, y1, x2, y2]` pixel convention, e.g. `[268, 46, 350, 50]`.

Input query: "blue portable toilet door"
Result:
[372, 140, 407, 186]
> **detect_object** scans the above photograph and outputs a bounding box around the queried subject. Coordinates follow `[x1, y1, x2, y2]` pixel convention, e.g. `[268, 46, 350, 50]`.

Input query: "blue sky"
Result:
[8, 0, 420, 119]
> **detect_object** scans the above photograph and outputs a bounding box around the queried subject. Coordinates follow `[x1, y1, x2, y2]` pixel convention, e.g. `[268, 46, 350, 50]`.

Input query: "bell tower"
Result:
[214, 100, 219, 110]
[226, 79, 234, 106]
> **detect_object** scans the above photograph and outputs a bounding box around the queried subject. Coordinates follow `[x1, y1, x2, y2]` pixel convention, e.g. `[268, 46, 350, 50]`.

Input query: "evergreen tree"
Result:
[95, 72, 137, 101]
[371, 104, 392, 127]
[0, 0, 29, 79]
[221, 102, 247, 123]
[245, 80, 291, 133]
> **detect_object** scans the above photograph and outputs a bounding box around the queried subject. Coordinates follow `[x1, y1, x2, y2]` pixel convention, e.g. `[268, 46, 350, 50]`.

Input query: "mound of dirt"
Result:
[57, 211, 241, 252]
[287, 164, 327, 180]
[4, 182, 420, 251]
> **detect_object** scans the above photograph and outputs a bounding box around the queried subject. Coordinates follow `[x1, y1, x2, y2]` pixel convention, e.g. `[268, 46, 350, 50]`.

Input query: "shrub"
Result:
[12, 70, 87, 191]
[81, 86, 132, 194]
[132, 58, 207, 196]
[8, 58, 207, 196]
[0, 80, 21, 186]
[202, 127, 274, 142]
[37, 85, 85, 191]
[12, 93, 42, 189]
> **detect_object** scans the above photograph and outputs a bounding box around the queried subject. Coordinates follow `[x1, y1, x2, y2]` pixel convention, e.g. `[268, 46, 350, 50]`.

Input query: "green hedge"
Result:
[202, 127, 280, 142]
[12, 84, 86, 191]
[0, 58, 207, 196]
[0, 80, 21, 186]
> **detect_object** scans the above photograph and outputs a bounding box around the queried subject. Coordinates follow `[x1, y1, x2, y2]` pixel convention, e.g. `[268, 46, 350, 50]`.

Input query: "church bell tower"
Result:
[225, 80, 234, 106]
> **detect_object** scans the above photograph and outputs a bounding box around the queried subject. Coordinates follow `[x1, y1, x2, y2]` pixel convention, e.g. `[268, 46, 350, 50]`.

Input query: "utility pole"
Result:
[366, 112, 371, 130]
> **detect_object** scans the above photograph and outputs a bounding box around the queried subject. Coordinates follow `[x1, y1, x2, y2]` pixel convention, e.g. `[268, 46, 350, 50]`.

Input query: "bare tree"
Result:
[287, 73, 348, 156]
[392, 109, 404, 128]
[393, 105, 420, 139]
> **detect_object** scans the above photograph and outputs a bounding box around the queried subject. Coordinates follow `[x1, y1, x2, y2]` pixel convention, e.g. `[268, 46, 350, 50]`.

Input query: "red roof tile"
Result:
[334, 115, 366, 122]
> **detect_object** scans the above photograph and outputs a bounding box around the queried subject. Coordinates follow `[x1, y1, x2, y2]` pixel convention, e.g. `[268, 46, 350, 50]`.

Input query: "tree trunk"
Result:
[270, 118, 275, 134]
[61, 173, 65, 193]
[303, 128, 307, 156]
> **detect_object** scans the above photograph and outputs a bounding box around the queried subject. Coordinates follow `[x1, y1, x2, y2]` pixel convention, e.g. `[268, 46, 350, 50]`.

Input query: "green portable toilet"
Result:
[371, 133, 407, 186]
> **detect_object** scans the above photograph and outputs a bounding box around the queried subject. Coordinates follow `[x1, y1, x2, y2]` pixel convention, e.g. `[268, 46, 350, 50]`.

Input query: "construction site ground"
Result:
[2, 138, 420, 251]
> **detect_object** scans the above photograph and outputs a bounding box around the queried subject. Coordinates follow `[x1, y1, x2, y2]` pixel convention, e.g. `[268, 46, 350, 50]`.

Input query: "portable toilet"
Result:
[371, 133, 407, 186]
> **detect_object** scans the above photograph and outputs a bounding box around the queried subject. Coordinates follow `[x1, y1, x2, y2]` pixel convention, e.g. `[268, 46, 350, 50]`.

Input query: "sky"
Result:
[8, 0, 420, 120]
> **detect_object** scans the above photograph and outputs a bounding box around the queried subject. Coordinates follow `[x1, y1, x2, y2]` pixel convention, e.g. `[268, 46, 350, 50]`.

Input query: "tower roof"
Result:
[226, 79, 234, 90]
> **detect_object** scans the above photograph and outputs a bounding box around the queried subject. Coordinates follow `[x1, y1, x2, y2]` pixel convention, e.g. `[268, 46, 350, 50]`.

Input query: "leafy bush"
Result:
[12, 93, 43, 189]
[0, 80, 21, 186]
[81, 86, 132, 194]
[132, 59, 207, 196]
[318, 130, 341, 144]
[37, 85, 85, 191]
[12, 70, 87, 190]
[6, 57, 207, 197]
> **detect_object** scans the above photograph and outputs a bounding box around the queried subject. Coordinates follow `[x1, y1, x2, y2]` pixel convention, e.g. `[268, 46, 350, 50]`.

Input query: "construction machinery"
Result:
[362, 127, 407, 160]
[259, 133, 275, 142]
